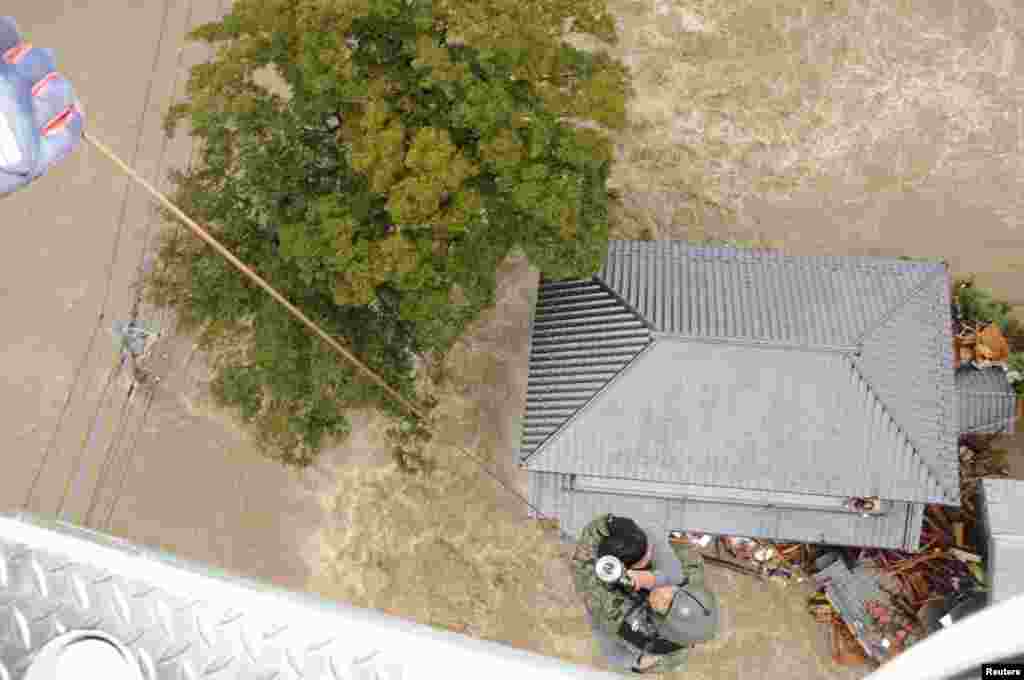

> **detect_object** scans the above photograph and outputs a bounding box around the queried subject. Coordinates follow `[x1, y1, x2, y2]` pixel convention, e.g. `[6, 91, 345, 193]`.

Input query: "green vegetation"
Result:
[146, 0, 631, 467]
[955, 277, 1013, 332]
[1007, 353, 1024, 397]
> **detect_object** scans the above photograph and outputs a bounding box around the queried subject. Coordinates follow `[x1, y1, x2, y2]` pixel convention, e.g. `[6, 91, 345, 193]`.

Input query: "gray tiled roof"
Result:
[979, 479, 1024, 605]
[520, 241, 959, 511]
[852, 270, 958, 501]
[522, 339, 946, 504]
[599, 241, 944, 343]
[530, 471, 925, 551]
[521, 278, 652, 459]
[957, 365, 1017, 435]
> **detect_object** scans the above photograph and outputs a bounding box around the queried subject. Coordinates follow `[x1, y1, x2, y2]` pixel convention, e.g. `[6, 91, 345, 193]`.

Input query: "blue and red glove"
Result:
[0, 16, 84, 198]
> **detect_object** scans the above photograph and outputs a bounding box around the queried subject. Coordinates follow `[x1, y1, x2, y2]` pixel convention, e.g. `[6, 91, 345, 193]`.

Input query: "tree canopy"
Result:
[148, 0, 632, 466]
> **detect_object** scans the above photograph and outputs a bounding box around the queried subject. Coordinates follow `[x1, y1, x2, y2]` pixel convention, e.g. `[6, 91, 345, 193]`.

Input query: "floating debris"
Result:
[112, 319, 160, 359]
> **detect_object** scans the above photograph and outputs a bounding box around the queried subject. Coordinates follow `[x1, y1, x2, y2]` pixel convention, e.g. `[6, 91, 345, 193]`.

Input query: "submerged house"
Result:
[519, 241, 960, 552]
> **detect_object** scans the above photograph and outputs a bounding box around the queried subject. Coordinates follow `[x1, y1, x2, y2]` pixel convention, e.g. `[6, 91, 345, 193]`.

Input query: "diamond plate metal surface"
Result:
[0, 513, 617, 680]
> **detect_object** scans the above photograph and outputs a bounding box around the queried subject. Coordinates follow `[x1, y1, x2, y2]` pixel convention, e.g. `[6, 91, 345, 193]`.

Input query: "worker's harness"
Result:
[593, 554, 687, 656]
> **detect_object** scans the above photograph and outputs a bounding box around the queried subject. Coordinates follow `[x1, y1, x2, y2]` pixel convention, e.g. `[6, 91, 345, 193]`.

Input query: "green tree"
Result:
[149, 0, 631, 466]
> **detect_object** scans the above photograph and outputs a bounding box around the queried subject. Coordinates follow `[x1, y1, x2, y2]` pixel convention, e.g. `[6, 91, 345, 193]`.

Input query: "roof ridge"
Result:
[851, 268, 959, 503]
[851, 268, 948, 349]
[591, 275, 655, 332]
[651, 332, 857, 354]
[844, 354, 953, 503]
[519, 279, 653, 464]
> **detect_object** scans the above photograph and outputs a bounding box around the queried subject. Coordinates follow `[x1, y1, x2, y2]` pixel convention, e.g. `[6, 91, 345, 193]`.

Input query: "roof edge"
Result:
[566, 475, 934, 504]
[852, 268, 949, 348]
[606, 240, 949, 271]
[592, 274, 656, 332]
[850, 268, 960, 504]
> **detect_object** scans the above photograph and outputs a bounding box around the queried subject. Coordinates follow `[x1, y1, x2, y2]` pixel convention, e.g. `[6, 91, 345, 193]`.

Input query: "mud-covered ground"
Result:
[598, 0, 1024, 308]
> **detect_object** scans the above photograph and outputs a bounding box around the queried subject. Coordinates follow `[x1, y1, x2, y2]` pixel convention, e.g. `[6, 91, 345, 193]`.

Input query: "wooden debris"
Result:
[927, 505, 954, 534]
[958, 342, 974, 365]
[889, 548, 945, 575]
[889, 588, 922, 621]
[670, 536, 766, 579]
[949, 548, 981, 564]
[953, 522, 965, 548]
[702, 553, 765, 579]
[977, 324, 1010, 362]
[832, 620, 869, 666]
[908, 574, 933, 599]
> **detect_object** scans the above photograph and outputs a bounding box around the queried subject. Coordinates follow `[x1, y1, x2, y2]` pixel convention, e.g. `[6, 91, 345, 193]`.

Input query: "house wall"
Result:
[531, 471, 924, 551]
[979, 479, 1024, 605]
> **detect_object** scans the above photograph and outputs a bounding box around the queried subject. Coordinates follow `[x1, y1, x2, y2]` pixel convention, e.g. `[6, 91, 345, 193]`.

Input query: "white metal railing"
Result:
[5, 511, 1018, 679]
[0, 513, 618, 680]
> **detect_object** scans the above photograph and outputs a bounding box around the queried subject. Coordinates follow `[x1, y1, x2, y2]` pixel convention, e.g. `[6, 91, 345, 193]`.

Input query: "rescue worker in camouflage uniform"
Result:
[571, 514, 712, 675]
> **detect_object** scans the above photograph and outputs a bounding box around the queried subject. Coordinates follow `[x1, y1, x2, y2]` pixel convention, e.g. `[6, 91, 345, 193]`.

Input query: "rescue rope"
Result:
[82, 131, 548, 522]
[84, 131, 425, 421]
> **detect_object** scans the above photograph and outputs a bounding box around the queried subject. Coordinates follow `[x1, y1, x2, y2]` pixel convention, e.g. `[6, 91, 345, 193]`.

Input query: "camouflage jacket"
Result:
[571, 514, 659, 639]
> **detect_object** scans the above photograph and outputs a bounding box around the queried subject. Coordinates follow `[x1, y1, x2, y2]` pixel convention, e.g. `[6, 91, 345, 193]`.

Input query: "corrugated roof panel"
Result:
[519, 277, 651, 460]
[532, 308, 636, 327]
[539, 475, 921, 549]
[600, 241, 944, 342]
[813, 559, 890, 651]
[800, 259, 818, 345]
[957, 365, 1016, 435]
[669, 243, 680, 332]
[523, 340, 942, 503]
[853, 272, 959, 504]
[710, 256, 723, 337]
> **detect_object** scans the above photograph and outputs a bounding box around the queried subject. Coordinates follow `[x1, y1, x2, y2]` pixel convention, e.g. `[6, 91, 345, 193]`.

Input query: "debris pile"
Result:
[670, 532, 813, 585]
[648, 280, 1022, 667]
[952, 278, 1024, 401]
[664, 429, 1016, 667]
[811, 554, 923, 665]
[954, 319, 1010, 370]
[796, 434, 1009, 666]
[957, 434, 1012, 515]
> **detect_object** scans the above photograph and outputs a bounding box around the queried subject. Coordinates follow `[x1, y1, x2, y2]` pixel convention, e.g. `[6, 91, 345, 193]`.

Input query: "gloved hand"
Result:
[0, 16, 84, 198]
[633, 654, 659, 672]
[626, 570, 658, 592]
